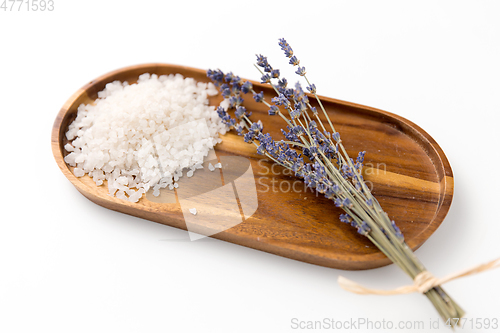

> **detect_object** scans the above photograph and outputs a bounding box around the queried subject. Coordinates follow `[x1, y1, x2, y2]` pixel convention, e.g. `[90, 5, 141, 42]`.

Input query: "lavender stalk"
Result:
[207, 38, 465, 324]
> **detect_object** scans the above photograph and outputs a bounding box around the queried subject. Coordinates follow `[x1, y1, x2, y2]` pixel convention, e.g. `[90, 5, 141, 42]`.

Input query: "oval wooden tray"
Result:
[51, 63, 453, 270]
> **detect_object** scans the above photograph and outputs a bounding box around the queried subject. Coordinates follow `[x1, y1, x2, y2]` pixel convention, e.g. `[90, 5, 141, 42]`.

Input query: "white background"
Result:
[1, 1, 499, 332]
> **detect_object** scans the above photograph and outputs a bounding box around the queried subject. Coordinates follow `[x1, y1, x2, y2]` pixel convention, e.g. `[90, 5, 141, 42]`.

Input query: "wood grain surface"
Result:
[51, 63, 453, 270]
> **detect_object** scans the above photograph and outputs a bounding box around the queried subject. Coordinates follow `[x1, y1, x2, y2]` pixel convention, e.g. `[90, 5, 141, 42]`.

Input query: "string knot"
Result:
[337, 257, 500, 296]
[413, 271, 437, 294]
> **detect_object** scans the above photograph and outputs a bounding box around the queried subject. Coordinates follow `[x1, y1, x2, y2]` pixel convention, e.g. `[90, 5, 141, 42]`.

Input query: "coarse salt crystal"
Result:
[64, 143, 75, 152]
[73, 168, 85, 177]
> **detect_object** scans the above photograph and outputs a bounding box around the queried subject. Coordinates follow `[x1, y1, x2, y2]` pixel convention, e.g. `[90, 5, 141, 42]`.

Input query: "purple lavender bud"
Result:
[343, 198, 352, 207]
[308, 120, 318, 130]
[278, 38, 293, 57]
[357, 221, 371, 235]
[391, 220, 404, 240]
[256, 54, 268, 68]
[234, 123, 244, 136]
[231, 75, 241, 85]
[278, 78, 288, 88]
[250, 120, 263, 132]
[244, 131, 255, 143]
[290, 108, 300, 119]
[253, 91, 264, 103]
[224, 72, 234, 83]
[306, 84, 317, 94]
[357, 151, 366, 164]
[271, 96, 283, 106]
[207, 69, 225, 86]
[261, 74, 271, 84]
[339, 214, 351, 224]
[289, 56, 300, 66]
[256, 144, 266, 155]
[268, 105, 279, 115]
[216, 106, 226, 117]
[295, 66, 306, 76]
[235, 106, 246, 119]
[221, 88, 231, 98]
[228, 96, 237, 108]
[241, 81, 253, 94]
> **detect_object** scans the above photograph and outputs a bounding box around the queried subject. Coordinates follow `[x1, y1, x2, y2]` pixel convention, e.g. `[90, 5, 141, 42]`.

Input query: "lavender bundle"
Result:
[207, 38, 465, 322]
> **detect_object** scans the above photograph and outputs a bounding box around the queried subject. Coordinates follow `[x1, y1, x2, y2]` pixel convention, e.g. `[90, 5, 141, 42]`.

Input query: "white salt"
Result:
[208, 163, 215, 171]
[64, 143, 75, 152]
[189, 208, 197, 215]
[73, 168, 85, 177]
[64, 73, 227, 203]
[214, 163, 222, 169]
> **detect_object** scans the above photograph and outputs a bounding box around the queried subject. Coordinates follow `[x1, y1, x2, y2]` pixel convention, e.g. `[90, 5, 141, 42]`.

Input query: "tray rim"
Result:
[51, 63, 454, 270]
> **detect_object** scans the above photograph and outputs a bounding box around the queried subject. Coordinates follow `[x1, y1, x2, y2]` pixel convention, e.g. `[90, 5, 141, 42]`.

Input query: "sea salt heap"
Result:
[64, 73, 227, 202]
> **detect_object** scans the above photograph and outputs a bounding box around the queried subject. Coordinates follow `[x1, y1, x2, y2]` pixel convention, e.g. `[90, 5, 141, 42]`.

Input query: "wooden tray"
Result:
[51, 63, 453, 270]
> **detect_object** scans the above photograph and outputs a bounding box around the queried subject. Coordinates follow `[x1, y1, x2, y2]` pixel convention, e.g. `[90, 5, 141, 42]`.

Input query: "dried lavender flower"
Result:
[207, 38, 465, 323]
